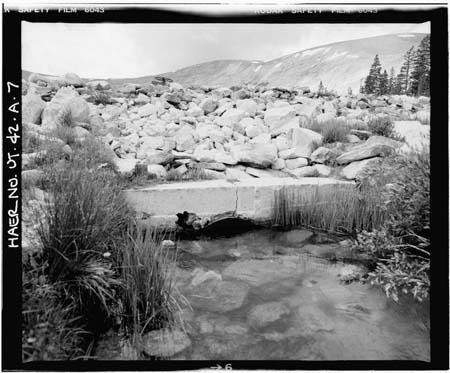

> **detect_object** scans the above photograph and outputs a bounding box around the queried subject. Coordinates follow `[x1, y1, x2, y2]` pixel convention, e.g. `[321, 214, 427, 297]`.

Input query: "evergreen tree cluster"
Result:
[360, 35, 430, 96]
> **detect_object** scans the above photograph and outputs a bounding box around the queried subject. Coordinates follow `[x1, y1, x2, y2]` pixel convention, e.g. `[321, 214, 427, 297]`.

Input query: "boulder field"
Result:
[22, 72, 430, 183]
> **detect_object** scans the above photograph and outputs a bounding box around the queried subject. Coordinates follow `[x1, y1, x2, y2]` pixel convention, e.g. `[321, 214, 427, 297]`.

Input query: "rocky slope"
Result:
[22, 71, 430, 187]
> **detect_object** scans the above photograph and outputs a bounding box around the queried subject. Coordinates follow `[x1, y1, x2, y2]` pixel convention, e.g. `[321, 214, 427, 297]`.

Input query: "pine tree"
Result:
[396, 46, 415, 94]
[364, 54, 382, 94]
[410, 35, 430, 96]
[379, 70, 389, 95]
[388, 67, 396, 94]
[318, 81, 325, 95]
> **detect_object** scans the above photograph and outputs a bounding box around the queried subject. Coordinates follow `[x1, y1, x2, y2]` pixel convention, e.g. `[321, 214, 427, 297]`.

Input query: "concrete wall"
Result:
[123, 177, 355, 228]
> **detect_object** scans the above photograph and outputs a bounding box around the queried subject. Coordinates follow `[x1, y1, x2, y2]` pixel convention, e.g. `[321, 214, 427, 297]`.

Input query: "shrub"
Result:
[166, 169, 183, 181]
[118, 224, 179, 337]
[307, 119, 350, 144]
[37, 166, 133, 333]
[58, 107, 76, 128]
[55, 125, 77, 146]
[352, 148, 430, 301]
[92, 92, 113, 106]
[367, 116, 394, 137]
[70, 136, 117, 171]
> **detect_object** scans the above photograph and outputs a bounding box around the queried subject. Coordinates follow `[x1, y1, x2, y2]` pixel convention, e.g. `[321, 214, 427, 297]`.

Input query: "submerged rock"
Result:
[188, 278, 249, 312]
[142, 329, 191, 357]
[223, 258, 299, 286]
[248, 302, 291, 328]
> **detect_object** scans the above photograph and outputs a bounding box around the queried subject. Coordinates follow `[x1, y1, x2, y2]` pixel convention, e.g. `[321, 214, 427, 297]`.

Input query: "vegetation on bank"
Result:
[22, 120, 178, 361]
[272, 147, 430, 302]
[352, 148, 430, 301]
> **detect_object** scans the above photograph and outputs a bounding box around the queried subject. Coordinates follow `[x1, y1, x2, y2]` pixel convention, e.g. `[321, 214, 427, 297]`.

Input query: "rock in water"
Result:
[247, 302, 291, 328]
[142, 329, 191, 357]
[188, 278, 249, 312]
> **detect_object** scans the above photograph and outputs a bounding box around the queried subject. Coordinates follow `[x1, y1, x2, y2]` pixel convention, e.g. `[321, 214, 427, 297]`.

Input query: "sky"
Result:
[22, 22, 430, 79]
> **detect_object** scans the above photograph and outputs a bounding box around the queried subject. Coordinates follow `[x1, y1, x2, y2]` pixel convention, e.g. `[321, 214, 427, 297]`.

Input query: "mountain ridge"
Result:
[22, 32, 427, 93]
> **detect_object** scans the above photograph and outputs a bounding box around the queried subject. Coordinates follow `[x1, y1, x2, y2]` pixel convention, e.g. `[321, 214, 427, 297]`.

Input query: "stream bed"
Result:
[98, 228, 430, 361]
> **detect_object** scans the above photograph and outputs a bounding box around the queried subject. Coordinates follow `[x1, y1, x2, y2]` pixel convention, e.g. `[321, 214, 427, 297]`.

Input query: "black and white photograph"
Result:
[2, 2, 448, 370]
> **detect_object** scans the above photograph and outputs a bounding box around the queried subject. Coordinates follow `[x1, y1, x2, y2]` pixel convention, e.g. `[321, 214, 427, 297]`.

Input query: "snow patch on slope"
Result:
[254, 65, 262, 72]
[302, 47, 325, 57]
[273, 62, 282, 69]
[326, 51, 348, 61]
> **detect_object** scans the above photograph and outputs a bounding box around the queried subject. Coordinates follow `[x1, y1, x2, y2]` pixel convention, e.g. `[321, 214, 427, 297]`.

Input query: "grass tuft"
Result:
[119, 224, 180, 337]
[272, 184, 386, 234]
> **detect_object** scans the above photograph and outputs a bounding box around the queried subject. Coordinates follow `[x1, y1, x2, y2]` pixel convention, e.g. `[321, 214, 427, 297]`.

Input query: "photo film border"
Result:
[2, 4, 448, 371]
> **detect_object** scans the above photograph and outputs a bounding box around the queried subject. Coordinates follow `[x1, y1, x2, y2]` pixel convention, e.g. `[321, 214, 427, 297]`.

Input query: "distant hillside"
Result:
[162, 33, 426, 93]
[23, 33, 427, 93]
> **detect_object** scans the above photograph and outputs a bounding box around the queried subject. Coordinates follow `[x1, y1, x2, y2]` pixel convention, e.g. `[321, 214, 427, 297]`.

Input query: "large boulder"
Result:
[364, 135, 403, 149]
[22, 93, 46, 124]
[293, 98, 321, 117]
[289, 128, 323, 156]
[336, 144, 394, 165]
[218, 109, 246, 127]
[285, 157, 308, 169]
[57, 72, 84, 87]
[138, 103, 157, 118]
[279, 127, 323, 159]
[341, 158, 380, 180]
[113, 157, 139, 176]
[147, 164, 168, 179]
[138, 136, 165, 153]
[230, 143, 278, 168]
[141, 150, 174, 165]
[41, 87, 90, 130]
[199, 97, 218, 114]
[264, 106, 296, 130]
[392, 120, 429, 150]
[236, 99, 257, 117]
[174, 125, 197, 152]
[270, 117, 300, 136]
[310, 147, 337, 164]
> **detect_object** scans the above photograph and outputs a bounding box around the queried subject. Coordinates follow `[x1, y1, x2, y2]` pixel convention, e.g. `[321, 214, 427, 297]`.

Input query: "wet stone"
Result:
[142, 329, 191, 357]
[222, 258, 300, 286]
[188, 278, 249, 312]
[248, 302, 291, 329]
[279, 229, 314, 246]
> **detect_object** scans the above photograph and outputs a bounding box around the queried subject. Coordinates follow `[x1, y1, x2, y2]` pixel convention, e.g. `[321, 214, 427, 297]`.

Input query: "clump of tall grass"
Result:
[37, 166, 133, 333]
[306, 119, 351, 144]
[118, 224, 180, 338]
[22, 258, 88, 361]
[92, 92, 113, 105]
[272, 184, 386, 234]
